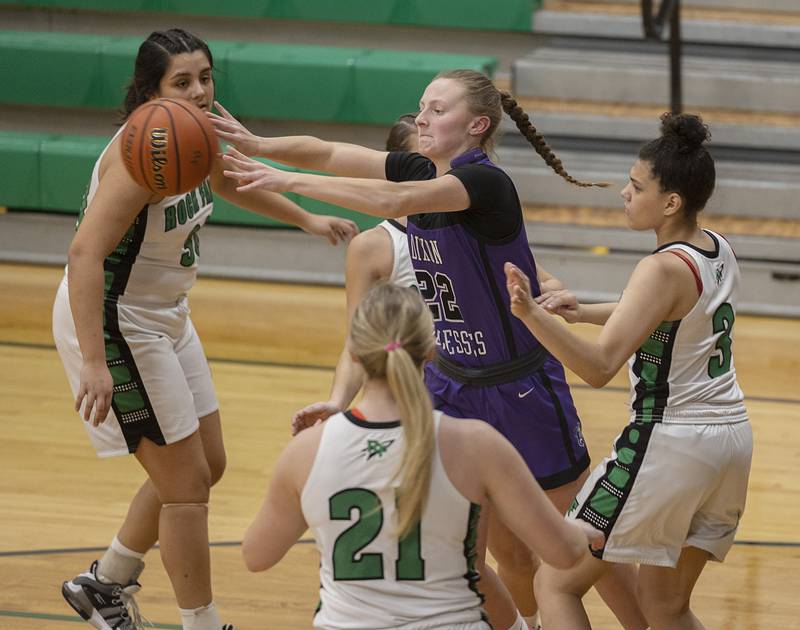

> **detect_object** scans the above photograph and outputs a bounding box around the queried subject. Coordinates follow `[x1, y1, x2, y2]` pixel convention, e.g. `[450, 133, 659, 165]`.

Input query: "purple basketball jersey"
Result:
[406, 148, 543, 368]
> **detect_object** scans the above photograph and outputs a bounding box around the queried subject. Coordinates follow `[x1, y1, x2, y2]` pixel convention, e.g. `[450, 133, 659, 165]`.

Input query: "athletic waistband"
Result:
[434, 345, 550, 387]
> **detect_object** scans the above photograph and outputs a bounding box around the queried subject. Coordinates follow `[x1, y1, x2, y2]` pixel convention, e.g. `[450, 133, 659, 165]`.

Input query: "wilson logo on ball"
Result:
[121, 98, 216, 196]
[149, 127, 169, 190]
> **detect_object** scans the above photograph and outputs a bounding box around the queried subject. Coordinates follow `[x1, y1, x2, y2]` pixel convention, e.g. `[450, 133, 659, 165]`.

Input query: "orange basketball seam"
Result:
[163, 97, 215, 183]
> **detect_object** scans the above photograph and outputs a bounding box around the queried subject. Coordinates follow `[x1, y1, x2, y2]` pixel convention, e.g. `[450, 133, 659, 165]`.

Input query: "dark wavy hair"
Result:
[639, 113, 716, 218]
[121, 28, 213, 120]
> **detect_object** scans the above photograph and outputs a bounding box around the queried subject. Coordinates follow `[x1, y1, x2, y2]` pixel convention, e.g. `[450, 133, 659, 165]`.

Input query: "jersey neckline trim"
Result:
[386, 218, 407, 233]
[344, 409, 401, 429]
[653, 229, 719, 259]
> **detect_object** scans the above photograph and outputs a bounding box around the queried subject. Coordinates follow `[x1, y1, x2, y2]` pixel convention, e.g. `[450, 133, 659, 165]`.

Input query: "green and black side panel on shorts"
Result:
[631, 320, 680, 422]
[571, 320, 679, 557]
[572, 422, 655, 560]
[102, 208, 165, 453]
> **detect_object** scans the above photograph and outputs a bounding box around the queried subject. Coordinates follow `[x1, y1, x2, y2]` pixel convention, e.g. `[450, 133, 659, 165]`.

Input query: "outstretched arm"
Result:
[209, 157, 358, 244]
[222, 147, 469, 219]
[208, 101, 388, 179]
[505, 257, 686, 388]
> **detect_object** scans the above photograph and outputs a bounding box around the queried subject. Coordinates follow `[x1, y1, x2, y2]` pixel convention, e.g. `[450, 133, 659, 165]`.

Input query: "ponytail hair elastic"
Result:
[384, 340, 403, 353]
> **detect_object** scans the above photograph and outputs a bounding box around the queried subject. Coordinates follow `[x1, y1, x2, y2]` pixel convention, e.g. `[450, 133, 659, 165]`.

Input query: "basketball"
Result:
[120, 97, 216, 196]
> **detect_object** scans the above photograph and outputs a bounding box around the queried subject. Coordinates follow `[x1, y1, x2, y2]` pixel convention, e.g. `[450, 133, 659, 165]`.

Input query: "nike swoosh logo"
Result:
[518, 387, 535, 399]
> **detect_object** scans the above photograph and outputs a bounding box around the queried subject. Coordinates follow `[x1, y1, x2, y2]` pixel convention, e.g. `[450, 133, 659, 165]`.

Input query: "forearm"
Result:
[328, 348, 366, 410]
[256, 135, 334, 171]
[67, 254, 107, 364]
[578, 302, 618, 326]
[536, 265, 564, 293]
[213, 174, 315, 231]
[288, 172, 404, 218]
[521, 308, 616, 387]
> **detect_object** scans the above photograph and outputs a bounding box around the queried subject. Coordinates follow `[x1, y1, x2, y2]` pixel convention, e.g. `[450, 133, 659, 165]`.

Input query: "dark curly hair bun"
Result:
[660, 113, 710, 154]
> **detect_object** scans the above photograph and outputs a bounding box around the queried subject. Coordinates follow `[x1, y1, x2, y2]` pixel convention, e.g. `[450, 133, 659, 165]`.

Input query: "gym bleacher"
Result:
[0, 0, 797, 314]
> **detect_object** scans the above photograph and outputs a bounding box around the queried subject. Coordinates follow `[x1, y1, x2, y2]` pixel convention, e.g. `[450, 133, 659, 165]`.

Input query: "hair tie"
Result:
[384, 340, 402, 353]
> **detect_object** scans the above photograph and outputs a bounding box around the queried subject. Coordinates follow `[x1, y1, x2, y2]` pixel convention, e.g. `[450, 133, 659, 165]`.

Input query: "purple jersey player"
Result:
[212, 70, 648, 630]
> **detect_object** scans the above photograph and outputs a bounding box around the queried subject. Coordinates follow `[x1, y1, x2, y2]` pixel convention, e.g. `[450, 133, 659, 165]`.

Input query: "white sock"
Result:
[97, 535, 145, 585]
[523, 613, 540, 629]
[180, 601, 222, 630]
[507, 612, 528, 630]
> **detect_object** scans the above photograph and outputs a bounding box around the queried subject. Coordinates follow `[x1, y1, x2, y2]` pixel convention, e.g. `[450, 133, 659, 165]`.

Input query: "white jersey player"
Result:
[506, 113, 752, 630]
[243, 282, 602, 630]
[52, 28, 357, 630]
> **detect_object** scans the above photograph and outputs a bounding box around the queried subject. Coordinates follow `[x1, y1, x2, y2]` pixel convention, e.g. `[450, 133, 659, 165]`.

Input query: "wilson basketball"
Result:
[120, 98, 216, 196]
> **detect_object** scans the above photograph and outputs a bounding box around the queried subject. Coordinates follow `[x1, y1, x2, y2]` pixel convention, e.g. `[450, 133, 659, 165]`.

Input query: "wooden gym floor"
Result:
[0, 262, 798, 629]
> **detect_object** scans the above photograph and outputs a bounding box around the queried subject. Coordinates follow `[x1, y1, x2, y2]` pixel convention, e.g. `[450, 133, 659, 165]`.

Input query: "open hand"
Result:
[207, 101, 261, 156]
[292, 401, 340, 436]
[222, 147, 292, 193]
[76, 360, 113, 427]
[504, 262, 538, 320]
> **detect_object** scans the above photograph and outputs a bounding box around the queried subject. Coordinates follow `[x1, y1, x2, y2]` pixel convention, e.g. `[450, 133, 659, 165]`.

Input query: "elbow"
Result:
[584, 362, 617, 389]
[384, 186, 412, 219]
[383, 197, 404, 219]
[67, 241, 91, 269]
[241, 540, 273, 573]
[558, 549, 587, 571]
[587, 372, 612, 389]
[545, 539, 588, 571]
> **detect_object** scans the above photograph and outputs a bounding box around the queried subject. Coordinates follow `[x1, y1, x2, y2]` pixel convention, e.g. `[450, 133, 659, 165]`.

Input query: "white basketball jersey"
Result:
[378, 219, 417, 289]
[628, 230, 747, 424]
[301, 411, 486, 630]
[71, 125, 213, 304]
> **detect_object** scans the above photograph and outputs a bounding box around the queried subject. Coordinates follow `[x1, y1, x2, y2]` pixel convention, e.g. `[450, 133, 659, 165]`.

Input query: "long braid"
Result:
[500, 91, 608, 188]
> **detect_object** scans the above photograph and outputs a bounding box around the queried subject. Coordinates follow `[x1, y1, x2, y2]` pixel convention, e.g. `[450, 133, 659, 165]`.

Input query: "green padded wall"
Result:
[8, 1, 539, 31]
[0, 31, 496, 124]
[0, 131, 382, 230]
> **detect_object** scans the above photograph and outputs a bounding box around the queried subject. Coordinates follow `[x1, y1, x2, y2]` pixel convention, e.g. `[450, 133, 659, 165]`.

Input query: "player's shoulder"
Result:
[280, 421, 327, 486]
[439, 415, 501, 452]
[346, 225, 394, 279]
[349, 224, 392, 252]
[636, 250, 686, 280]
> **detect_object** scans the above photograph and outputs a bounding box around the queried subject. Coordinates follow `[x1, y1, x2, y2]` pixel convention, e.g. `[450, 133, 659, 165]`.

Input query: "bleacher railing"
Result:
[641, 0, 682, 113]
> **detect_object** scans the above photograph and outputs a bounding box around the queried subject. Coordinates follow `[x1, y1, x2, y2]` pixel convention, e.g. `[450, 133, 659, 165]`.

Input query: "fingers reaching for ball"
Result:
[221, 147, 292, 193]
[207, 101, 261, 157]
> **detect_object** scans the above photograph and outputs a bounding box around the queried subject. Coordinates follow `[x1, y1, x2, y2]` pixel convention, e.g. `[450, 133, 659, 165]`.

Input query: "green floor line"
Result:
[0, 610, 180, 628]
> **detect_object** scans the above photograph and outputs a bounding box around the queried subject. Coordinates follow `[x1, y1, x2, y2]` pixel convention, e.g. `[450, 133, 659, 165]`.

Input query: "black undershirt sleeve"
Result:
[447, 164, 522, 241]
[385, 151, 436, 182]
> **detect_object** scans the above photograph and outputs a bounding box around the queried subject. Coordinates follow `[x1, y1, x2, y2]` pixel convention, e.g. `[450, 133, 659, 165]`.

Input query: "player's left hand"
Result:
[222, 146, 291, 193]
[306, 215, 359, 245]
[504, 262, 538, 320]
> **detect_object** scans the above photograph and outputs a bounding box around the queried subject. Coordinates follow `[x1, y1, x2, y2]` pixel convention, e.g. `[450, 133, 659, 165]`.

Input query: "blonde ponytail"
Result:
[349, 283, 436, 539]
[386, 344, 434, 538]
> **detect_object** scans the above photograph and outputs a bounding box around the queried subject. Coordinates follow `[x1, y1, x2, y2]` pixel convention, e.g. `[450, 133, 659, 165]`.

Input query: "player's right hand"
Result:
[76, 360, 113, 427]
[292, 401, 340, 436]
